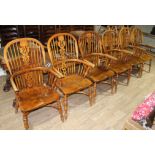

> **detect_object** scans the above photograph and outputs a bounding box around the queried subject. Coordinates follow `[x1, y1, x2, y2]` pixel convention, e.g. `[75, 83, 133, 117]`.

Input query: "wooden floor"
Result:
[0, 58, 155, 130]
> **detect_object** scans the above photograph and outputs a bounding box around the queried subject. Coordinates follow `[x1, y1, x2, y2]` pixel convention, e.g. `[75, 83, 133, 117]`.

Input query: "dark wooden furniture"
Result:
[47, 33, 95, 120]
[0, 25, 94, 47]
[4, 38, 64, 129]
[101, 28, 132, 86]
[78, 31, 117, 95]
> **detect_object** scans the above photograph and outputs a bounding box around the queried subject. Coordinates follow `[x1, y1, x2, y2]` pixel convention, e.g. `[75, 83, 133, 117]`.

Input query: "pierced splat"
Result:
[57, 35, 67, 75]
[19, 40, 30, 66]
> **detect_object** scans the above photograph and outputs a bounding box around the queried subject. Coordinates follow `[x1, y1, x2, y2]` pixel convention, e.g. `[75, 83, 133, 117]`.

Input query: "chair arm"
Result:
[50, 67, 64, 78]
[140, 43, 155, 49]
[90, 53, 118, 61]
[65, 59, 95, 68]
[10, 76, 19, 92]
[11, 67, 63, 79]
[112, 48, 134, 55]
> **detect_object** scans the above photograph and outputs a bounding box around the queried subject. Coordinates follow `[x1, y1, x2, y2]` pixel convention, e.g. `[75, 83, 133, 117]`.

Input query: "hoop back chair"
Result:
[4, 38, 64, 129]
[47, 33, 95, 120]
[101, 29, 132, 85]
[118, 27, 144, 77]
[78, 31, 117, 95]
[130, 27, 152, 72]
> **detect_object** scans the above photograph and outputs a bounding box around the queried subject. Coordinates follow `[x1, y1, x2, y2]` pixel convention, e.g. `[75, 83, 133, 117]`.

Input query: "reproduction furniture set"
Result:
[3, 26, 153, 129]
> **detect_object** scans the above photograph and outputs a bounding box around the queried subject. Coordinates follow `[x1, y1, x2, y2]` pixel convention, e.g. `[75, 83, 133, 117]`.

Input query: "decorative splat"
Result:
[57, 35, 67, 75]
[19, 40, 30, 65]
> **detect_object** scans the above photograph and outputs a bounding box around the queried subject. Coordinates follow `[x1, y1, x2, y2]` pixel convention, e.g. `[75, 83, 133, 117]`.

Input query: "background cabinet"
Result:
[0, 25, 94, 47]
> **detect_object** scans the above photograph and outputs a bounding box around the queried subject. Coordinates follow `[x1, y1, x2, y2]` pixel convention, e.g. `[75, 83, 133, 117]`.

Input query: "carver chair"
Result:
[130, 26, 153, 73]
[118, 26, 144, 77]
[4, 38, 64, 129]
[47, 33, 95, 120]
[78, 31, 117, 95]
[101, 28, 132, 86]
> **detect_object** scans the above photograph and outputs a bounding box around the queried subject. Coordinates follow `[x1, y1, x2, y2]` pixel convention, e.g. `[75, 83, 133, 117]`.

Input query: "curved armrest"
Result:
[65, 59, 95, 68]
[112, 49, 134, 55]
[10, 76, 19, 92]
[51, 67, 64, 78]
[12, 67, 63, 79]
[89, 53, 118, 61]
[140, 43, 155, 49]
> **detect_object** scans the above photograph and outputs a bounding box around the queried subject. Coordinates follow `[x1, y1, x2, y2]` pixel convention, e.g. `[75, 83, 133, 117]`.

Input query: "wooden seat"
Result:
[18, 86, 59, 111]
[57, 74, 92, 95]
[47, 33, 95, 120]
[130, 26, 153, 72]
[88, 67, 114, 82]
[101, 29, 132, 86]
[4, 38, 64, 129]
[118, 26, 144, 77]
[78, 31, 117, 95]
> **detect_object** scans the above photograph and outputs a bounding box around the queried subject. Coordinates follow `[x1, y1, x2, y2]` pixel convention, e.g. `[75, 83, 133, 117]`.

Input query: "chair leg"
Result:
[127, 69, 131, 86]
[63, 95, 68, 120]
[138, 63, 143, 78]
[23, 112, 29, 130]
[93, 82, 97, 97]
[57, 100, 64, 122]
[148, 59, 152, 73]
[88, 86, 93, 106]
[111, 77, 117, 94]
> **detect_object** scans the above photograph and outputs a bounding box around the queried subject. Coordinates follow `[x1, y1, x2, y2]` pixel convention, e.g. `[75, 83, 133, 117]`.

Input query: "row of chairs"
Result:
[4, 26, 153, 129]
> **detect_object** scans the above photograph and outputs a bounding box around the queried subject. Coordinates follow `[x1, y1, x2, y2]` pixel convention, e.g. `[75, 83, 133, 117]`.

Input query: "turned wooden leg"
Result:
[93, 82, 97, 97]
[138, 63, 143, 78]
[57, 100, 64, 122]
[23, 112, 29, 130]
[88, 86, 93, 106]
[149, 59, 152, 73]
[127, 69, 131, 86]
[111, 77, 116, 94]
[63, 95, 68, 120]
[93, 84, 96, 105]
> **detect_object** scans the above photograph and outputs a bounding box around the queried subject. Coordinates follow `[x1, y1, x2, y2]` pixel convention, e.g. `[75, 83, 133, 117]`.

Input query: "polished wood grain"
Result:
[4, 38, 64, 129]
[130, 26, 153, 73]
[101, 29, 132, 86]
[1, 56, 155, 130]
[118, 26, 145, 78]
[47, 33, 95, 120]
[78, 31, 117, 95]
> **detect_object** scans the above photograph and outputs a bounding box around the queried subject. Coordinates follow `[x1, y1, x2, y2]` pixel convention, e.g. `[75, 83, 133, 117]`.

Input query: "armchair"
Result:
[4, 38, 64, 129]
[47, 33, 95, 120]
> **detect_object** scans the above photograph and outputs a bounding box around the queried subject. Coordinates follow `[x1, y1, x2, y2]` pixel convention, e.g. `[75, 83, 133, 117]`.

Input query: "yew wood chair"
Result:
[118, 26, 144, 77]
[47, 33, 95, 120]
[101, 29, 132, 86]
[130, 26, 153, 72]
[78, 31, 117, 95]
[4, 38, 64, 129]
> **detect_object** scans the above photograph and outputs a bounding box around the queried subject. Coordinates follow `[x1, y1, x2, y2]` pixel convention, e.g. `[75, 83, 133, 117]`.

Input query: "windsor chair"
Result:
[78, 31, 117, 95]
[101, 29, 132, 86]
[130, 26, 153, 73]
[118, 26, 144, 77]
[4, 38, 64, 129]
[47, 33, 95, 120]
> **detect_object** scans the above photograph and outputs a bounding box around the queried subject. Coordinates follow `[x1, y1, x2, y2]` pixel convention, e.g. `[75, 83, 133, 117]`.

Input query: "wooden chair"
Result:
[47, 33, 95, 120]
[78, 31, 117, 95]
[130, 26, 153, 73]
[118, 26, 144, 78]
[4, 38, 64, 129]
[101, 29, 132, 86]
